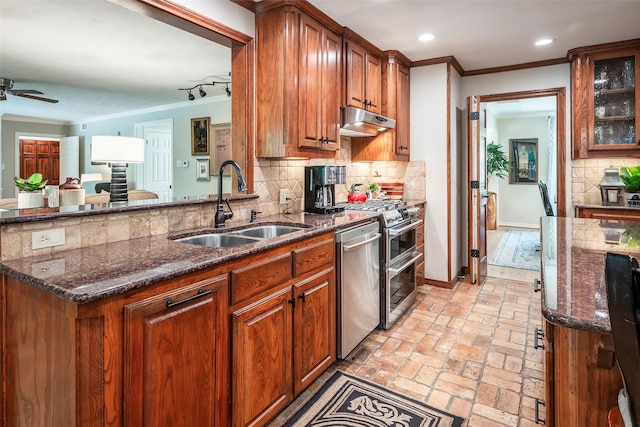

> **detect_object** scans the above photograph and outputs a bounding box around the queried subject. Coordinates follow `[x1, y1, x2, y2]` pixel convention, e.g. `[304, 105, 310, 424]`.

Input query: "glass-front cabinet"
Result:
[571, 41, 639, 158]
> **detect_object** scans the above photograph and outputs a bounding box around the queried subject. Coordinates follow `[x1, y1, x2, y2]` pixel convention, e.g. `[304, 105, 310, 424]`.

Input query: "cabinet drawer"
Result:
[230, 253, 292, 305]
[293, 238, 334, 277]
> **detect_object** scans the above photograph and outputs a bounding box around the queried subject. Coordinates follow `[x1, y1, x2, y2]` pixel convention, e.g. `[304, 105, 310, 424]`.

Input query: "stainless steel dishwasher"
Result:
[336, 221, 381, 359]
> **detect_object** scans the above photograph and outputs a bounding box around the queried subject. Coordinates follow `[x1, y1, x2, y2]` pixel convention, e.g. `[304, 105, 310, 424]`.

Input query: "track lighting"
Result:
[179, 77, 231, 100]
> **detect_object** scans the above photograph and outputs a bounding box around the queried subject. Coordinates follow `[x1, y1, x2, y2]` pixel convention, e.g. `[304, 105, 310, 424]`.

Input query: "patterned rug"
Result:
[489, 229, 541, 271]
[283, 371, 467, 427]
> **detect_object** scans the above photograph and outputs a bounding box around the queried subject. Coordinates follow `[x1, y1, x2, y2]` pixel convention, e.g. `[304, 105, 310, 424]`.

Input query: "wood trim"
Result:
[256, 0, 344, 35]
[463, 57, 568, 77]
[478, 87, 567, 217]
[382, 50, 412, 68]
[343, 27, 383, 57]
[412, 56, 464, 76]
[447, 63, 453, 284]
[568, 38, 640, 61]
[230, 0, 257, 13]
[424, 277, 458, 289]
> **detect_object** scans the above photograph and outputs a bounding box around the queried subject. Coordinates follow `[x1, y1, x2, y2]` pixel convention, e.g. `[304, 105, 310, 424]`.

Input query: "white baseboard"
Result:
[498, 221, 540, 229]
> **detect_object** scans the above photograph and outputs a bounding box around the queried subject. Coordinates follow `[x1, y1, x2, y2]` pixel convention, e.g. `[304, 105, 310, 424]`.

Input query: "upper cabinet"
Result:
[352, 51, 411, 161]
[570, 40, 639, 158]
[256, 3, 342, 159]
[344, 35, 381, 113]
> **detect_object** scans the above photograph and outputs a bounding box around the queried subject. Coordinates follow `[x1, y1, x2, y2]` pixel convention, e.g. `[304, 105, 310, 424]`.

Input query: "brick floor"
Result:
[268, 276, 544, 426]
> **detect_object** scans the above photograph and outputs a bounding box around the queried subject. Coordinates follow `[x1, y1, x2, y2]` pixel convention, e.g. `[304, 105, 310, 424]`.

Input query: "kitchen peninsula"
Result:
[539, 216, 636, 426]
[0, 202, 379, 426]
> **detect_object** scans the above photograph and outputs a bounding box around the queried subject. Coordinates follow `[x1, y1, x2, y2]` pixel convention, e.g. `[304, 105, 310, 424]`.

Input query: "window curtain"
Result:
[546, 114, 557, 213]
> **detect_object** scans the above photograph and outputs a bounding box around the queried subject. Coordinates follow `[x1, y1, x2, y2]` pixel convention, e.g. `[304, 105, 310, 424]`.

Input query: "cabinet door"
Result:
[365, 52, 381, 114]
[395, 63, 410, 157]
[293, 268, 336, 395]
[232, 286, 293, 427]
[299, 14, 323, 149]
[123, 274, 228, 427]
[320, 27, 341, 150]
[345, 41, 367, 109]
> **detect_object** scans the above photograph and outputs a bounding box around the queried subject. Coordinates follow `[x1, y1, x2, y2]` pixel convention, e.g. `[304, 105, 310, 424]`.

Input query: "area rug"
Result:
[489, 229, 540, 271]
[283, 371, 467, 427]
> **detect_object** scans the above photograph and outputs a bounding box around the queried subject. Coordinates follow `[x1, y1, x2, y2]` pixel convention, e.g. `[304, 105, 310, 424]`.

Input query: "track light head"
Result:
[187, 90, 195, 101]
[199, 86, 206, 98]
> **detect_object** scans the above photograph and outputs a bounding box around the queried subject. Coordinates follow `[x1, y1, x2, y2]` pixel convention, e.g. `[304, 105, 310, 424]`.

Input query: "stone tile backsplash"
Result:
[571, 158, 640, 206]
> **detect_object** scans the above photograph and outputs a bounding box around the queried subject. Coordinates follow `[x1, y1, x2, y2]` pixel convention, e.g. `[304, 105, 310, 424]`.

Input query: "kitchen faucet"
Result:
[215, 160, 248, 228]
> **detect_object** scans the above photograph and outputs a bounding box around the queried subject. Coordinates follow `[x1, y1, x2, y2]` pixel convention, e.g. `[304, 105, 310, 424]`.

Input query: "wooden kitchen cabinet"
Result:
[541, 318, 623, 426]
[255, 3, 342, 158]
[2, 267, 230, 427]
[570, 39, 639, 158]
[123, 274, 228, 427]
[230, 234, 335, 427]
[344, 34, 381, 114]
[352, 51, 411, 161]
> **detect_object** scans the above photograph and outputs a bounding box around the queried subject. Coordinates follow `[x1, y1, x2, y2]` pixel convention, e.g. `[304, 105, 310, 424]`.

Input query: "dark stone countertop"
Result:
[540, 216, 640, 334]
[0, 210, 378, 303]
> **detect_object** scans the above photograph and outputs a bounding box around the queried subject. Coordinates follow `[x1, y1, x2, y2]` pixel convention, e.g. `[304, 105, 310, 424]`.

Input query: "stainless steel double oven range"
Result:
[338, 200, 423, 330]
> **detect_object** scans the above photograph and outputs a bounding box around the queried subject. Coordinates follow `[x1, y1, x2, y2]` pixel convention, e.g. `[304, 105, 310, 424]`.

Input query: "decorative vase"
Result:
[17, 191, 44, 209]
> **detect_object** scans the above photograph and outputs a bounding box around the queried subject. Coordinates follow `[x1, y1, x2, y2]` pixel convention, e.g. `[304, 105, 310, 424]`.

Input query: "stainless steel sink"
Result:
[172, 223, 309, 248]
[232, 225, 305, 239]
[174, 233, 260, 248]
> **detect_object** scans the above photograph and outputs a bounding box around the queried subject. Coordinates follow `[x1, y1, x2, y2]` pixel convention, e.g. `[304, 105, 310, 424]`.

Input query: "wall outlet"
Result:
[32, 228, 66, 250]
[279, 189, 290, 205]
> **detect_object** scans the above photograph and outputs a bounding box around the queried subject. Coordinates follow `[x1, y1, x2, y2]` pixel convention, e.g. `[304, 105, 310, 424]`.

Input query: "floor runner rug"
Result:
[489, 229, 541, 271]
[283, 371, 467, 427]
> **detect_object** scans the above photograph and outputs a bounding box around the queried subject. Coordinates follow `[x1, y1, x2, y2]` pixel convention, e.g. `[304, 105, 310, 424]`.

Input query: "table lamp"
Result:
[91, 135, 145, 203]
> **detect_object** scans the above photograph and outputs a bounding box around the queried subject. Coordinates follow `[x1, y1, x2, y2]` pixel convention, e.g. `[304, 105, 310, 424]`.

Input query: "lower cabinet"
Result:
[232, 267, 335, 427]
[542, 318, 623, 426]
[123, 274, 228, 427]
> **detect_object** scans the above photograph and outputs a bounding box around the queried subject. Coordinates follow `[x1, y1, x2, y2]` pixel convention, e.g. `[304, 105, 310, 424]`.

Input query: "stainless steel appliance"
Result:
[336, 221, 381, 359]
[304, 166, 346, 214]
[340, 106, 396, 137]
[336, 200, 423, 329]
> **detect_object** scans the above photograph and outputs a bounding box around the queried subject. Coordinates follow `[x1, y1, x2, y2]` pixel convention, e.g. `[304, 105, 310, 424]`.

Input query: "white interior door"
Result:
[59, 136, 79, 181]
[143, 129, 173, 202]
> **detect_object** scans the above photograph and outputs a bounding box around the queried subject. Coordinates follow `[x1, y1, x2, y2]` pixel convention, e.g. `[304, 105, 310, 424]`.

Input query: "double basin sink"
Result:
[172, 224, 309, 248]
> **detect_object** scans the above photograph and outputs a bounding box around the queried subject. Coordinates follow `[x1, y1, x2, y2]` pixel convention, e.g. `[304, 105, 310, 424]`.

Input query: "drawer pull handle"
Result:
[534, 327, 545, 350]
[166, 289, 211, 309]
[534, 279, 541, 292]
[535, 398, 545, 424]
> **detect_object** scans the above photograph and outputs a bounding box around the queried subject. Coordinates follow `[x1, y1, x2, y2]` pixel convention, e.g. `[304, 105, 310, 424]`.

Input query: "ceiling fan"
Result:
[0, 77, 59, 103]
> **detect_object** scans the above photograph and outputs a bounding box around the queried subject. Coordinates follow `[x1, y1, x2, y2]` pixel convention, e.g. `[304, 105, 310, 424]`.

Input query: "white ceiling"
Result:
[1, 0, 639, 123]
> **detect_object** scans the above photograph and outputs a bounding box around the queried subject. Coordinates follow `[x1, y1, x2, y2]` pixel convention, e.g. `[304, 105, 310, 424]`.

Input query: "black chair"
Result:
[95, 182, 111, 193]
[605, 252, 640, 427]
[538, 180, 554, 216]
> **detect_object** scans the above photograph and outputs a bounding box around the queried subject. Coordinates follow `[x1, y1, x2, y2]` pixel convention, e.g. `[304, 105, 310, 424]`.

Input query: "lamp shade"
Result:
[91, 135, 145, 163]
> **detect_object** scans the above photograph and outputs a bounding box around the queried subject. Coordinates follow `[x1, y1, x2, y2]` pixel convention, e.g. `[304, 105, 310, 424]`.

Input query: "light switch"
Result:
[182, 160, 189, 168]
[176, 160, 182, 168]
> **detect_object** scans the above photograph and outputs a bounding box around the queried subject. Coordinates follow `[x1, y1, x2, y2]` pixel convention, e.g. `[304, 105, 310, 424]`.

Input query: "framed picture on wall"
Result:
[509, 138, 538, 184]
[191, 117, 210, 155]
[196, 158, 210, 181]
[210, 122, 232, 176]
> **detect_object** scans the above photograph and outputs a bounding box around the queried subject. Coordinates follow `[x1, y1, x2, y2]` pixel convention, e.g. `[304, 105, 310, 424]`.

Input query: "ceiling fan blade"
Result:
[14, 92, 59, 103]
[9, 89, 44, 95]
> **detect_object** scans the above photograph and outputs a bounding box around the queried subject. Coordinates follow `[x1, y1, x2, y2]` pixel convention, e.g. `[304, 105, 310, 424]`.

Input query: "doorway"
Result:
[467, 87, 566, 283]
[134, 119, 173, 202]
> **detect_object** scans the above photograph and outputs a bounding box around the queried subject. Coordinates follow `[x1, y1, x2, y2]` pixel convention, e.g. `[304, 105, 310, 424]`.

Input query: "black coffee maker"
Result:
[304, 166, 346, 214]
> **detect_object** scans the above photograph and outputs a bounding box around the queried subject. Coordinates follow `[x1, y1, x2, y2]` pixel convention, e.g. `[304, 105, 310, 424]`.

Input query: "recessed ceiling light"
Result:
[535, 38, 553, 46]
[418, 34, 435, 42]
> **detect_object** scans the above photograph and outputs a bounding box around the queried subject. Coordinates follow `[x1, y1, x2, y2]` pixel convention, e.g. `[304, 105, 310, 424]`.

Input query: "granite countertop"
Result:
[540, 216, 640, 334]
[0, 210, 378, 304]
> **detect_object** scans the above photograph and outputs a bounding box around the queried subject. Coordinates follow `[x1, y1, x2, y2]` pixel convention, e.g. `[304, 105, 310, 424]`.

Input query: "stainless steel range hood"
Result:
[340, 106, 396, 137]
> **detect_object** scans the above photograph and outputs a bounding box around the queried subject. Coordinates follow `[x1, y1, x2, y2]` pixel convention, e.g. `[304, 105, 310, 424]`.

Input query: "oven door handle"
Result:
[388, 220, 423, 237]
[388, 252, 423, 275]
[343, 233, 381, 252]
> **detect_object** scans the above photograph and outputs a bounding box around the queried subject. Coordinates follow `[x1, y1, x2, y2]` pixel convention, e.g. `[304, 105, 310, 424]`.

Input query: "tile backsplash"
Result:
[571, 158, 640, 206]
[1, 137, 427, 260]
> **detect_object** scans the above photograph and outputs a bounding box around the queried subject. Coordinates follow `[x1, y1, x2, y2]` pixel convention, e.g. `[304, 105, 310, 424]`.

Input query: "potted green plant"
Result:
[366, 182, 380, 200]
[619, 166, 640, 206]
[486, 143, 511, 229]
[14, 173, 47, 208]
